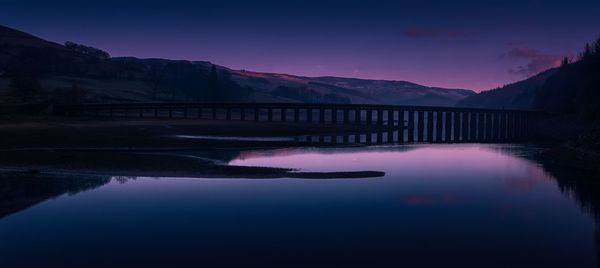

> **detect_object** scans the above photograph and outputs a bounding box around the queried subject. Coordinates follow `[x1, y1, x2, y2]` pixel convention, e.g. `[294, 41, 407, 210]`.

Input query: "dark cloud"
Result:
[403, 27, 474, 39]
[505, 46, 563, 77]
[403, 27, 441, 38]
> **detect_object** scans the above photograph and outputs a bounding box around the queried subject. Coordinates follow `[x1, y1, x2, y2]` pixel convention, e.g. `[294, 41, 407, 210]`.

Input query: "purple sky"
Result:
[1, 0, 599, 91]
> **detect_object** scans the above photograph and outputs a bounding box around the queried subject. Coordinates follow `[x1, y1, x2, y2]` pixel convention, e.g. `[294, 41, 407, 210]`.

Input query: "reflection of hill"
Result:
[538, 161, 600, 264]
[0, 173, 111, 219]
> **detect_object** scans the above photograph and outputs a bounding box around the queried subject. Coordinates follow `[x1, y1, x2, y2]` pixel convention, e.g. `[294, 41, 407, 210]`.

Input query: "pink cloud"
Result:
[504, 46, 564, 77]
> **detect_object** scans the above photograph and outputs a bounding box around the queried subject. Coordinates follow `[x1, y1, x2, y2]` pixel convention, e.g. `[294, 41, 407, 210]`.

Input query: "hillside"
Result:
[456, 68, 557, 110]
[1, 25, 474, 106]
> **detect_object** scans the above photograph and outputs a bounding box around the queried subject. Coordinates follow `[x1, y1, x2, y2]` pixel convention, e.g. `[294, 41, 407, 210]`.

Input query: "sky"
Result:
[1, 0, 599, 91]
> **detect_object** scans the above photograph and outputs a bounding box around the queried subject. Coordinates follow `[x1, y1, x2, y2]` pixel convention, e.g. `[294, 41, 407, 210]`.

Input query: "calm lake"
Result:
[1, 144, 598, 267]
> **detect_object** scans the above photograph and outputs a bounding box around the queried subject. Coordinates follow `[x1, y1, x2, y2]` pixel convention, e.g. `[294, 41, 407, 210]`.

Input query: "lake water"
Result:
[1, 144, 598, 267]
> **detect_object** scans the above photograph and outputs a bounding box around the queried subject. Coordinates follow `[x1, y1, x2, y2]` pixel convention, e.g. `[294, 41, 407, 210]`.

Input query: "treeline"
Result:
[533, 37, 600, 120]
[1, 41, 253, 103]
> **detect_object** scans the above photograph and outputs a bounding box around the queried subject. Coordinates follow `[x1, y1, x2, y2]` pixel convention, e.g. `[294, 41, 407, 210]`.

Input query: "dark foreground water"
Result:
[1, 144, 599, 267]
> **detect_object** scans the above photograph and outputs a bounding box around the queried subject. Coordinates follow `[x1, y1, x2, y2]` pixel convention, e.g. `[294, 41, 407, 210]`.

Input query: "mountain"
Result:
[0, 25, 474, 106]
[455, 68, 557, 110]
[228, 70, 474, 106]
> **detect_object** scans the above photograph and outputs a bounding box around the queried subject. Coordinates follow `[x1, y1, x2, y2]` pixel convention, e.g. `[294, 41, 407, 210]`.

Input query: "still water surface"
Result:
[0, 144, 598, 267]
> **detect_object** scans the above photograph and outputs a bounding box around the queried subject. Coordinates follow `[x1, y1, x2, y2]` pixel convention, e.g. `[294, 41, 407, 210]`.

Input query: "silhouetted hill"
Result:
[229, 70, 474, 106]
[456, 68, 557, 110]
[0, 25, 473, 106]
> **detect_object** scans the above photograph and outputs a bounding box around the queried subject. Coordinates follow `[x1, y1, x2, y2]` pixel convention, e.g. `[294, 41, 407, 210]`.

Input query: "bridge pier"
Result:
[407, 110, 414, 142]
[281, 108, 287, 122]
[377, 109, 383, 126]
[344, 109, 349, 124]
[307, 108, 313, 123]
[268, 108, 273, 122]
[485, 112, 492, 141]
[445, 112, 451, 142]
[477, 112, 484, 141]
[418, 111, 425, 142]
[332, 108, 338, 124]
[427, 111, 433, 142]
[294, 108, 299, 122]
[367, 109, 373, 125]
[355, 109, 361, 124]
[398, 110, 404, 142]
[453, 112, 460, 142]
[461, 112, 468, 142]
[319, 108, 325, 124]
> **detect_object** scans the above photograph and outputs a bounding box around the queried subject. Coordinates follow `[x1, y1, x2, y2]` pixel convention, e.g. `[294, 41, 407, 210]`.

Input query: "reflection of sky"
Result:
[0, 144, 596, 266]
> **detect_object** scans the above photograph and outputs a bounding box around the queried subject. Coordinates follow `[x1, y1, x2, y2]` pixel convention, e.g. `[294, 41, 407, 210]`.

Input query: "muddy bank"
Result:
[0, 150, 384, 179]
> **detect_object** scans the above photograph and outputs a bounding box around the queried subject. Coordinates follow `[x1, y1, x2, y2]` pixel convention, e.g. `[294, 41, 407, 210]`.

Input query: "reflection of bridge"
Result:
[55, 103, 541, 143]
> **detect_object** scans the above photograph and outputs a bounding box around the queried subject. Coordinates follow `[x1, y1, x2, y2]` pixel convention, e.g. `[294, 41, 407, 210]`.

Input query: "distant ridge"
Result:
[0, 24, 474, 106]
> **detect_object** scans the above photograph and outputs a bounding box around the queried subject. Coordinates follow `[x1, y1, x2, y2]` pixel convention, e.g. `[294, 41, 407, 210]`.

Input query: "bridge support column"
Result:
[268, 108, 273, 122]
[377, 109, 383, 126]
[418, 111, 425, 142]
[281, 108, 287, 122]
[477, 112, 485, 141]
[319, 108, 325, 124]
[494, 112, 501, 141]
[294, 108, 299, 122]
[407, 110, 414, 142]
[453, 112, 460, 142]
[367, 109, 373, 125]
[436, 111, 443, 142]
[485, 112, 492, 141]
[461, 112, 468, 142]
[444, 112, 451, 142]
[427, 111, 433, 142]
[500, 112, 508, 141]
[344, 109, 349, 124]
[516, 112, 523, 140]
[467, 112, 474, 141]
[355, 109, 361, 124]
[307, 108, 313, 123]
[332, 108, 338, 124]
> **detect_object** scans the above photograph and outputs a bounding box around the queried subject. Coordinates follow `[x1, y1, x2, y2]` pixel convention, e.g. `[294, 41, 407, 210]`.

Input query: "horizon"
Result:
[2, 0, 600, 92]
